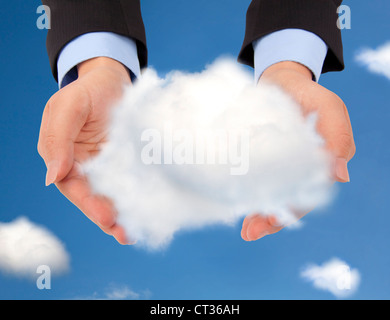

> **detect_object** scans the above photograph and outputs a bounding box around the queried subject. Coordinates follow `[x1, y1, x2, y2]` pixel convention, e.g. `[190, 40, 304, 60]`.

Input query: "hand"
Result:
[241, 61, 356, 241]
[38, 57, 132, 245]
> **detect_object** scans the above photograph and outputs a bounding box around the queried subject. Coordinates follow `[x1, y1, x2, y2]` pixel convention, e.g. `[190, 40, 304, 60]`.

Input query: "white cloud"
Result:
[76, 284, 151, 300]
[0, 217, 70, 279]
[300, 257, 361, 298]
[82, 57, 334, 250]
[104, 286, 141, 300]
[356, 42, 390, 80]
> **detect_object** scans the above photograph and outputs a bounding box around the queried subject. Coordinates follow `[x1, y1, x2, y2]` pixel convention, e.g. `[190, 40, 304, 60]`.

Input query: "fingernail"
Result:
[45, 160, 59, 186]
[335, 158, 350, 182]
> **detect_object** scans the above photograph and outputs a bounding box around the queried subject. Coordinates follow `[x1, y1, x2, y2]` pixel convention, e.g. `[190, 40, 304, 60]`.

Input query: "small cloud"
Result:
[0, 217, 70, 279]
[75, 284, 151, 300]
[104, 285, 142, 300]
[300, 257, 361, 298]
[356, 42, 390, 80]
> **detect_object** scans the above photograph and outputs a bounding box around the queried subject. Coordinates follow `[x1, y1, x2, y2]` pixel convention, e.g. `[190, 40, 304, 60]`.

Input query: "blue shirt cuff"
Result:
[57, 32, 140, 89]
[253, 29, 328, 83]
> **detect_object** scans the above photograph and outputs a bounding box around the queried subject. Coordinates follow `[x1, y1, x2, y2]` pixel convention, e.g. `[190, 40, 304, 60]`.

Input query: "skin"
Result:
[38, 57, 132, 244]
[241, 61, 356, 241]
[37, 58, 356, 245]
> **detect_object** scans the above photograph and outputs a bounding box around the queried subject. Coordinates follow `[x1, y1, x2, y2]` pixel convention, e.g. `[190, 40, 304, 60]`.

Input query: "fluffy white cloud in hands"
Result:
[356, 42, 390, 80]
[300, 257, 361, 298]
[0, 217, 70, 279]
[82, 57, 335, 250]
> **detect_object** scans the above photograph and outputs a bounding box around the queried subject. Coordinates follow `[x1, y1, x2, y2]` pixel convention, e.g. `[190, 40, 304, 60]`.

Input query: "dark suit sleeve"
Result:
[42, 0, 147, 82]
[238, 0, 344, 74]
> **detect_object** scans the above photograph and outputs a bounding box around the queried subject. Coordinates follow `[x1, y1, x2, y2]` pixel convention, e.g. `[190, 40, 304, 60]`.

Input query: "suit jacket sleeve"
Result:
[42, 0, 147, 82]
[238, 0, 344, 74]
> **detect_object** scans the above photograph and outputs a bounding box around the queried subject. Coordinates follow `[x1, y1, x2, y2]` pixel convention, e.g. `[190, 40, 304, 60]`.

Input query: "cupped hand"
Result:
[241, 61, 356, 241]
[38, 57, 132, 244]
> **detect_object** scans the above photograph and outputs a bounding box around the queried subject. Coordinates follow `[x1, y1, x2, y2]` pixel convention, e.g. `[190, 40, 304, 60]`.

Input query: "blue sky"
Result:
[0, 0, 389, 300]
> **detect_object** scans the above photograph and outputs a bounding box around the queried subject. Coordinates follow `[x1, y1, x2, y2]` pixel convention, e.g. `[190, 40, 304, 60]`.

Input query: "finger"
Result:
[102, 224, 134, 245]
[332, 103, 356, 183]
[243, 214, 282, 241]
[241, 214, 279, 242]
[297, 85, 356, 183]
[241, 214, 258, 241]
[324, 125, 355, 183]
[55, 162, 132, 245]
[315, 102, 355, 183]
[38, 89, 90, 186]
[37, 100, 52, 168]
[242, 210, 309, 242]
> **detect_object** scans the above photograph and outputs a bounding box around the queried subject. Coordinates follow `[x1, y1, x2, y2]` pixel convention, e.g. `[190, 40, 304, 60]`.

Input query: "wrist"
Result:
[262, 61, 313, 81]
[77, 57, 131, 83]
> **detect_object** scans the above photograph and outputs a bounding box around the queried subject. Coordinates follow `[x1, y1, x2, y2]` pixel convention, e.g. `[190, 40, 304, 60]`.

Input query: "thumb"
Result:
[323, 104, 356, 183]
[38, 89, 90, 186]
[44, 140, 73, 187]
[333, 151, 352, 184]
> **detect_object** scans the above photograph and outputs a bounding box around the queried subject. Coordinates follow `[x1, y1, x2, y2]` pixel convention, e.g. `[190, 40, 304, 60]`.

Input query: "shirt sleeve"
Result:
[253, 28, 328, 83]
[57, 31, 140, 89]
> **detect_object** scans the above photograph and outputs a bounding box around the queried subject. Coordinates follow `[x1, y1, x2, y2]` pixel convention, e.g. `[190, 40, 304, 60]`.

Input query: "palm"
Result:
[74, 110, 109, 163]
